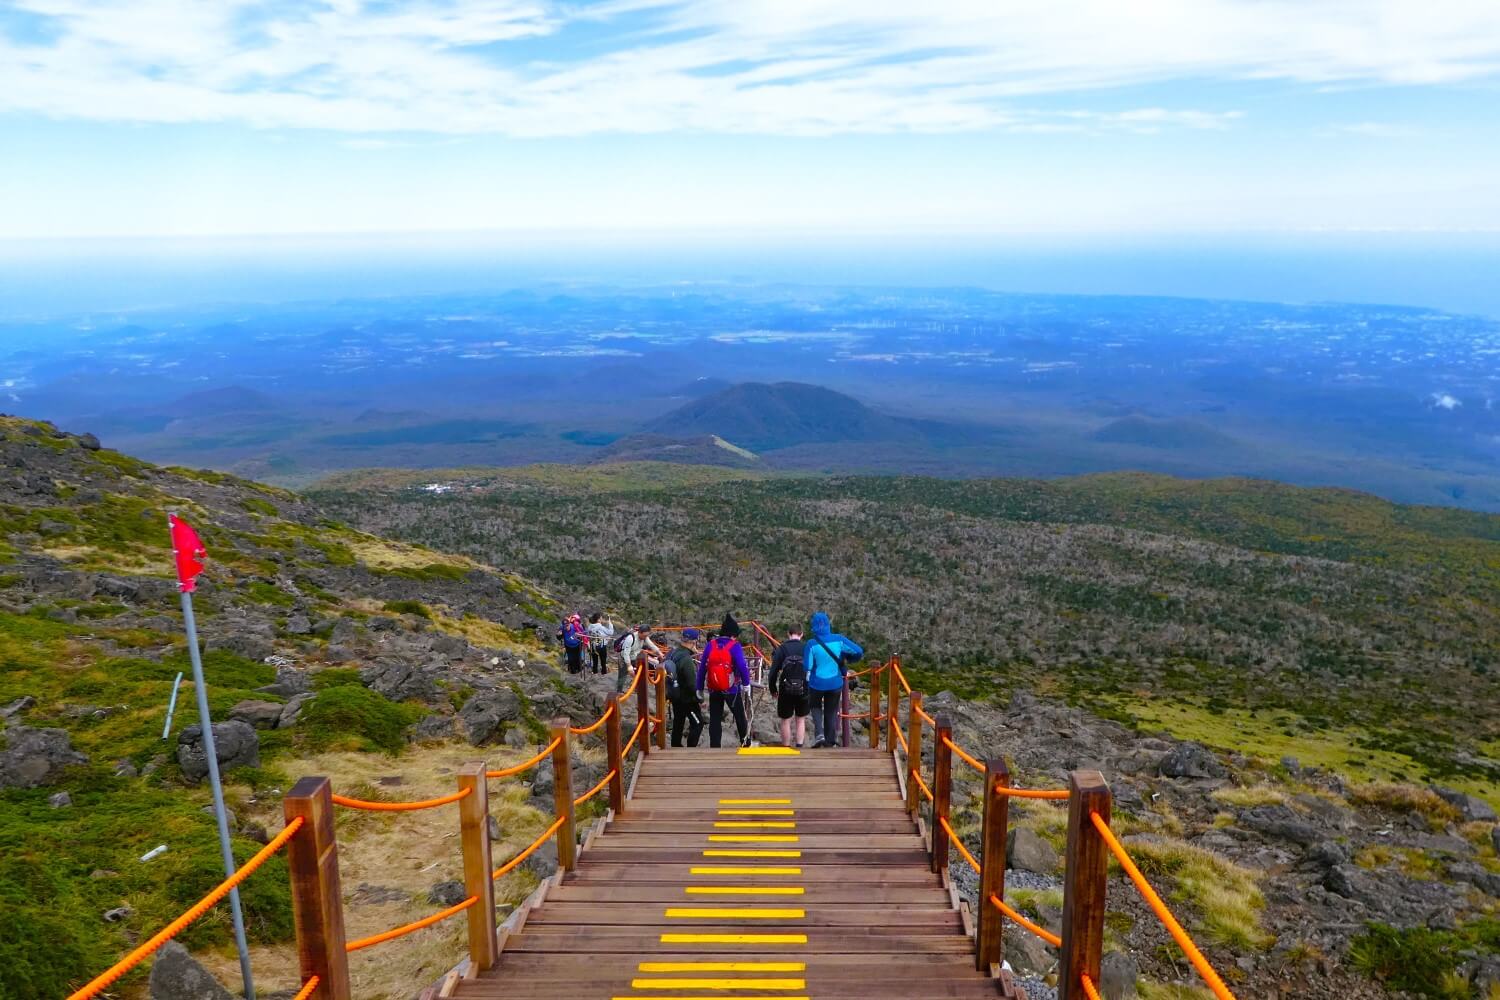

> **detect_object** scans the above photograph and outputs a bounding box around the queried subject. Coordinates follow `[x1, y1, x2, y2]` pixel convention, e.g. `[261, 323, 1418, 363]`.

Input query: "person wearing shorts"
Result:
[767, 628, 810, 749]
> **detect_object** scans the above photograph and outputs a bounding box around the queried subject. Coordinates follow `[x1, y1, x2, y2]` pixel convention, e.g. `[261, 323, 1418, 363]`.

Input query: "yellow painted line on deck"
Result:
[713, 821, 798, 828]
[630, 978, 807, 991]
[690, 866, 803, 875]
[719, 798, 792, 805]
[686, 886, 805, 896]
[665, 907, 806, 919]
[639, 962, 807, 973]
[660, 932, 808, 944]
[738, 746, 800, 756]
[702, 850, 802, 858]
[717, 809, 795, 816]
[616, 996, 810, 1000]
[708, 834, 800, 843]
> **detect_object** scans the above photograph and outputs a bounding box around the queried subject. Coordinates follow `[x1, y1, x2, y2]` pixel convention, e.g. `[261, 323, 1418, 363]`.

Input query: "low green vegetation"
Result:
[382, 598, 432, 618]
[298, 686, 425, 754]
[1118, 838, 1273, 952]
[1349, 919, 1500, 999]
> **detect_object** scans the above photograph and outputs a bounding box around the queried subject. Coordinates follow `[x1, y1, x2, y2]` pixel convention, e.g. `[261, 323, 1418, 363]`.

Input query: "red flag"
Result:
[169, 514, 207, 593]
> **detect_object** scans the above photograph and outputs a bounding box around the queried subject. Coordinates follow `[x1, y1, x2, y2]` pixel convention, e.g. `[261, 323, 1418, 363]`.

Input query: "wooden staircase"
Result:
[451, 747, 1007, 999]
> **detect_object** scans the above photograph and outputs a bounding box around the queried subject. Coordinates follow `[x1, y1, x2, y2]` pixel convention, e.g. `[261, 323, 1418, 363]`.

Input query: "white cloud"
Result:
[0, 0, 1497, 135]
[1431, 392, 1462, 410]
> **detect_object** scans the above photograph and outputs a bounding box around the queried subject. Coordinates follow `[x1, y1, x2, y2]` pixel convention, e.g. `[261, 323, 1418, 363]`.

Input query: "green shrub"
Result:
[298, 687, 422, 754]
[382, 599, 431, 619]
[1349, 920, 1500, 998]
[382, 562, 469, 582]
[312, 667, 365, 690]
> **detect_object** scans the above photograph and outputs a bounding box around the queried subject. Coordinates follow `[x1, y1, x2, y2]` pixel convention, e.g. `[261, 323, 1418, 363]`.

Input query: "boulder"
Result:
[1448, 862, 1500, 898]
[49, 791, 72, 808]
[256, 664, 310, 698]
[522, 837, 559, 880]
[228, 700, 285, 730]
[278, 693, 315, 728]
[1007, 827, 1060, 874]
[78, 432, 101, 450]
[1431, 786, 1497, 823]
[361, 659, 439, 704]
[0, 724, 88, 788]
[1002, 921, 1052, 977]
[428, 880, 467, 906]
[1, 694, 36, 720]
[1492, 825, 1500, 856]
[411, 714, 456, 743]
[103, 905, 133, 922]
[1158, 742, 1226, 779]
[284, 614, 312, 636]
[460, 689, 522, 746]
[1100, 951, 1138, 999]
[206, 633, 274, 662]
[148, 940, 234, 1000]
[432, 633, 467, 659]
[176, 721, 260, 783]
[349, 883, 408, 905]
[1300, 840, 1350, 871]
[1239, 804, 1322, 847]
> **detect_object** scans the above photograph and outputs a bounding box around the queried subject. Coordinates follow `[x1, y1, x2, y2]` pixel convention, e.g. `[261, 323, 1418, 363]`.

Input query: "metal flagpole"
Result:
[180, 578, 256, 998]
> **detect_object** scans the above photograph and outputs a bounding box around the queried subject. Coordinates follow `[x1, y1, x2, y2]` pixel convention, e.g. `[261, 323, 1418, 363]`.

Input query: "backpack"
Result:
[704, 638, 736, 692]
[778, 651, 807, 698]
[613, 631, 633, 654]
[809, 635, 844, 682]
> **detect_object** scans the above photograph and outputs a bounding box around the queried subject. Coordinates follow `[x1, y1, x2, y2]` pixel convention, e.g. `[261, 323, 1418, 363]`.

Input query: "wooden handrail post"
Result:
[549, 718, 577, 871]
[976, 757, 1010, 972]
[457, 761, 498, 972]
[634, 660, 652, 757]
[885, 657, 899, 752]
[654, 667, 668, 750]
[869, 663, 882, 750]
[605, 695, 625, 815]
[1059, 771, 1111, 1000]
[931, 714, 953, 875]
[906, 693, 924, 819]
[283, 777, 351, 1000]
[840, 674, 852, 748]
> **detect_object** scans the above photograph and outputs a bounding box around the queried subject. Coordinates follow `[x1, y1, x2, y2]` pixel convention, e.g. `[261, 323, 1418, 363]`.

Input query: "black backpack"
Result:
[778, 652, 808, 698]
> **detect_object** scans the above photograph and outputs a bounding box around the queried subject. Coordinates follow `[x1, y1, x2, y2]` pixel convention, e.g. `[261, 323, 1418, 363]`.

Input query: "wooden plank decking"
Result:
[451, 747, 1005, 1000]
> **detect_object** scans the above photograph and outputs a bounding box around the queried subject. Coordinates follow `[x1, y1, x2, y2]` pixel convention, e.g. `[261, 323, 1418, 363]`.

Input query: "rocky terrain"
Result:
[2, 416, 1497, 999]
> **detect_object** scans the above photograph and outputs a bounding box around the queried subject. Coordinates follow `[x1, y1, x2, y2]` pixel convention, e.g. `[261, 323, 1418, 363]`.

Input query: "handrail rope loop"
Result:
[485, 736, 562, 779]
[573, 768, 618, 806]
[912, 769, 934, 802]
[892, 720, 908, 752]
[65, 817, 305, 1000]
[345, 895, 478, 953]
[623, 716, 647, 756]
[331, 786, 471, 811]
[1090, 811, 1238, 1000]
[621, 665, 645, 700]
[838, 711, 871, 720]
[1079, 973, 1104, 1000]
[942, 736, 985, 775]
[938, 817, 980, 872]
[290, 976, 321, 1000]
[892, 661, 912, 694]
[988, 893, 1062, 948]
[493, 814, 568, 881]
[569, 702, 615, 736]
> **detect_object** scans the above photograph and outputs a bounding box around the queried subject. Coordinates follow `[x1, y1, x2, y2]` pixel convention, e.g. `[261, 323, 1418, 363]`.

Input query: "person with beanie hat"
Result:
[667, 628, 706, 747]
[696, 614, 752, 747]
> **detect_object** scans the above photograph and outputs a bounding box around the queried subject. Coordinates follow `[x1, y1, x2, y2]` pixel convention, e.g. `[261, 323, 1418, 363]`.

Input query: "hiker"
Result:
[805, 611, 863, 748]
[667, 628, 706, 748]
[767, 626, 809, 749]
[697, 614, 752, 748]
[616, 622, 661, 694]
[586, 613, 615, 675]
[561, 613, 588, 675]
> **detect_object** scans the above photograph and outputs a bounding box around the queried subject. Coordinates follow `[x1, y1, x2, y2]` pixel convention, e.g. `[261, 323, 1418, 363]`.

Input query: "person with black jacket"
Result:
[767, 628, 810, 749]
[668, 629, 706, 748]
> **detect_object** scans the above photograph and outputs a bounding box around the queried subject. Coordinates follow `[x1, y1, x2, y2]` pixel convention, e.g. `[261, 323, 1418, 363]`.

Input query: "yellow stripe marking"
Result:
[714, 821, 798, 828]
[638, 962, 808, 973]
[616, 996, 810, 1000]
[686, 886, 805, 896]
[703, 850, 802, 858]
[708, 834, 800, 842]
[665, 907, 805, 919]
[738, 746, 800, 755]
[630, 979, 807, 990]
[660, 933, 808, 944]
[717, 809, 795, 816]
[719, 798, 792, 804]
[691, 866, 803, 875]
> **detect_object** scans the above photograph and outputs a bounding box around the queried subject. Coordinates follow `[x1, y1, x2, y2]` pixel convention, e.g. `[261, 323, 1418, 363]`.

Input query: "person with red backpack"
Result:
[696, 614, 752, 748]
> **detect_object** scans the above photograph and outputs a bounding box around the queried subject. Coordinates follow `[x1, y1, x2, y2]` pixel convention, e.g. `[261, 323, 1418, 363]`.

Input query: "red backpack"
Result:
[704, 639, 736, 692]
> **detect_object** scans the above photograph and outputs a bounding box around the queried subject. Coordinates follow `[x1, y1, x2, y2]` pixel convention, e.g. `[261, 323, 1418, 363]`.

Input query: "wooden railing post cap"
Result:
[286, 775, 332, 800]
[1071, 769, 1109, 796]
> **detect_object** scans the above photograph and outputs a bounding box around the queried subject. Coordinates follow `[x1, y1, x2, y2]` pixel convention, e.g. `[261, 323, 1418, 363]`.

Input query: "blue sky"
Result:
[1, 0, 1499, 239]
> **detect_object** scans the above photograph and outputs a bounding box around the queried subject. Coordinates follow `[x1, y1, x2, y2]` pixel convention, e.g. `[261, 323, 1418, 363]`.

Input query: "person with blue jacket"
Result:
[561, 613, 588, 674]
[805, 611, 863, 748]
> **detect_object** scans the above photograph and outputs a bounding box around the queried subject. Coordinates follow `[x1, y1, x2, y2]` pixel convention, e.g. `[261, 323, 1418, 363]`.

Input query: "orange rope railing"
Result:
[938, 817, 980, 872]
[989, 893, 1062, 948]
[839, 710, 871, 720]
[1090, 811, 1237, 1000]
[621, 665, 646, 699]
[574, 768, 618, 806]
[66, 817, 304, 1000]
[892, 661, 912, 694]
[943, 737, 985, 775]
[290, 976, 321, 1000]
[912, 769, 934, 802]
[493, 814, 568, 881]
[486, 737, 562, 779]
[331, 787, 471, 811]
[892, 720, 908, 753]
[623, 716, 647, 756]
[569, 702, 615, 736]
[1000, 786, 1071, 801]
[1080, 972, 1104, 1000]
[914, 705, 936, 726]
[345, 895, 478, 953]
